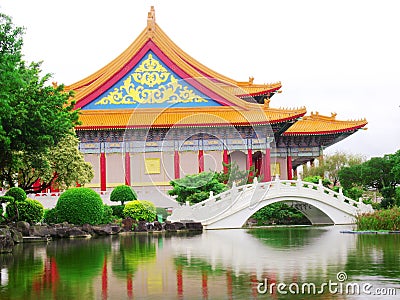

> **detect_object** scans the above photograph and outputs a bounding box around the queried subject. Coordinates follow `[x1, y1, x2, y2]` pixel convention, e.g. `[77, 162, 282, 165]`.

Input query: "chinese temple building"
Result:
[66, 7, 367, 207]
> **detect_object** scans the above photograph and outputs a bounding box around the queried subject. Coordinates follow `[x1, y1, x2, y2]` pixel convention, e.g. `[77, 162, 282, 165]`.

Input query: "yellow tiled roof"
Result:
[284, 112, 367, 135]
[67, 7, 366, 136]
[77, 106, 306, 130]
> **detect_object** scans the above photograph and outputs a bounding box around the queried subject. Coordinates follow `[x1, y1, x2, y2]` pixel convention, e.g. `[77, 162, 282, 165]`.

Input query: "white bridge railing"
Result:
[168, 176, 374, 226]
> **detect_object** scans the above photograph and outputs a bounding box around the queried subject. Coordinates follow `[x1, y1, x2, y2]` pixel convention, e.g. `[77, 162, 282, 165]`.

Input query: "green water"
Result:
[0, 226, 399, 299]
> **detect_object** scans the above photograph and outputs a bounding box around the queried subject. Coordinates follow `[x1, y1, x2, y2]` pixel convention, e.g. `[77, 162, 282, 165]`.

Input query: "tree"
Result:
[302, 151, 364, 186]
[0, 13, 80, 189]
[339, 149, 400, 206]
[216, 161, 255, 187]
[303, 175, 331, 187]
[168, 172, 226, 205]
[110, 185, 137, 205]
[338, 164, 363, 190]
[15, 131, 94, 193]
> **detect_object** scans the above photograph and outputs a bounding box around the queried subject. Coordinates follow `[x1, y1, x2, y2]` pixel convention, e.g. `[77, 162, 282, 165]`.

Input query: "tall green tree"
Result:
[302, 151, 364, 186]
[16, 131, 93, 193]
[339, 150, 400, 206]
[0, 13, 80, 189]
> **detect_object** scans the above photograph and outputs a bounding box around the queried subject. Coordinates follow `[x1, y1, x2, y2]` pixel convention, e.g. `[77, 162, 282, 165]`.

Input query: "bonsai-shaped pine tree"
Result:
[110, 185, 138, 205]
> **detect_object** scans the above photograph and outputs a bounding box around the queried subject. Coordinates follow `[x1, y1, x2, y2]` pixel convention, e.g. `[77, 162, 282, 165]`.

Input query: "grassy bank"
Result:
[356, 207, 400, 231]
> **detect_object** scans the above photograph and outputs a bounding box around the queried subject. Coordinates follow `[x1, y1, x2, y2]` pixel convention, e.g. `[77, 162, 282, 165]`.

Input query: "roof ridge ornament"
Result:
[147, 6, 156, 37]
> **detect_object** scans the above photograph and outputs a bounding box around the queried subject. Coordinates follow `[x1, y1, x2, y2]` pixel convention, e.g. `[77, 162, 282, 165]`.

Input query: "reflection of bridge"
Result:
[168, 177, 374, 229]
[169, 226, 355, 280]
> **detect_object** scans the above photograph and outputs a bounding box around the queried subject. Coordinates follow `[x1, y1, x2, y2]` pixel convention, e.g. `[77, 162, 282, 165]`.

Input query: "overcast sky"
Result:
[2, 0, 399, 158]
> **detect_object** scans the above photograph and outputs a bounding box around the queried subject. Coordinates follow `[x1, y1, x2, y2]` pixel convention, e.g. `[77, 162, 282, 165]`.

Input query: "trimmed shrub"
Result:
[56, 188, 104, 225]
[110, 205, 125, 218]
[5, 198, 44, 224]
[101, 205, 114, 224]
[123, 200, 156, 221]
[17, 199, 44, 224]
[5, 187, 27, 202]
[43, 208, 60, 224]
[110, 185, 137, 205]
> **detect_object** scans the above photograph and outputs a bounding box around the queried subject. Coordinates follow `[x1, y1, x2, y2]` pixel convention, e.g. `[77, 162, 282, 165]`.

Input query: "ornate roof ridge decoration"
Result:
[65, 6, 283, 109]
[147, 5, 156, 36]
[284, 112, 368, 136]
[305, 111, 367, 123]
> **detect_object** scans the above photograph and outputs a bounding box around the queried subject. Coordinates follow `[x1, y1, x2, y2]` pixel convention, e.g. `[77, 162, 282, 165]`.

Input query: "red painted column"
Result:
[223, 149, 229, 174]
[250, 273, 258, 298]
[102, 257, 108, 300]
[127, 273, 133, 299]
[125, 152, 131, 186]
[50, 257, 59, 295]
[100, 153, 107, 191]
[226, 270, 233, 300]
[177, 265, 183, 299]
[198, 150, 204, 173]
[287, 155, 293, 180]
[174, 150, 180, 179]
[263, 147, 271, 182]
[202, 270, 208, 299]
[247, 148, 253, 182]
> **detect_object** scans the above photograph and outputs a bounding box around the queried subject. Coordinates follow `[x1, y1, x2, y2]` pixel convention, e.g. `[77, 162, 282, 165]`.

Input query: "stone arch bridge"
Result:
[168, 177, 374, 230]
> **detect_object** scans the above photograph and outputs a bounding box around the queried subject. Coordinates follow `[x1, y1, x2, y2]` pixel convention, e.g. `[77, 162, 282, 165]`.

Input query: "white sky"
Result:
[1, 0, 399, 158]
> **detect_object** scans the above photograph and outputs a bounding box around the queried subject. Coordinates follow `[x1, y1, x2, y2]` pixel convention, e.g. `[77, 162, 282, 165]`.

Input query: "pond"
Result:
[0, 226, 399, 299]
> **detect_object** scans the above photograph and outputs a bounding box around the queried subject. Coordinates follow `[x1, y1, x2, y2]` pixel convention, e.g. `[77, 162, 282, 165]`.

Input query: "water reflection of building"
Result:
[96, 227, 357, 298]
[2, 229, 400, 299]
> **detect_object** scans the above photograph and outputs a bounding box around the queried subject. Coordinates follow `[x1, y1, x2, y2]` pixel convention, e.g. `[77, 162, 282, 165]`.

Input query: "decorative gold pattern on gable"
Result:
[95, 54, 208, 105]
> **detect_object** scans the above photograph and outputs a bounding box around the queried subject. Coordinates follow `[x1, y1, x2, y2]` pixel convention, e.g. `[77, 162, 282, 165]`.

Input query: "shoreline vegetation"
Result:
[355, 207, 400, 231]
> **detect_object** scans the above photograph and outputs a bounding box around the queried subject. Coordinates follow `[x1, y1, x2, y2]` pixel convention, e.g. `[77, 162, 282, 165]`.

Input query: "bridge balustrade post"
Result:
[275, 174, 281, 191]
[231, 182, 237, 203]
[296, 177, 302, 191]
[318, 179, 324, 194]
[253, 177, 258, 186]
[338, 188, 344, 202]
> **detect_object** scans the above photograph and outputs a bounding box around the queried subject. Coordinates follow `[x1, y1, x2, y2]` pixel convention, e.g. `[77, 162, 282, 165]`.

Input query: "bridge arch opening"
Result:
[246, 201, 312, 226]
[210, 194, 338, 229]
[245, 200, 336, 227]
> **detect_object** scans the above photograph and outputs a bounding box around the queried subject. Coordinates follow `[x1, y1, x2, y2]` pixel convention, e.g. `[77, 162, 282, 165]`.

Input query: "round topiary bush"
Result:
[5, 198, 44, 224]
[56, 188, 104, 225]
[5, 187, 27, 202]
[123, 200, 156, 221]
[17, 199, 44, 224]
[110, 185, 137, 205]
